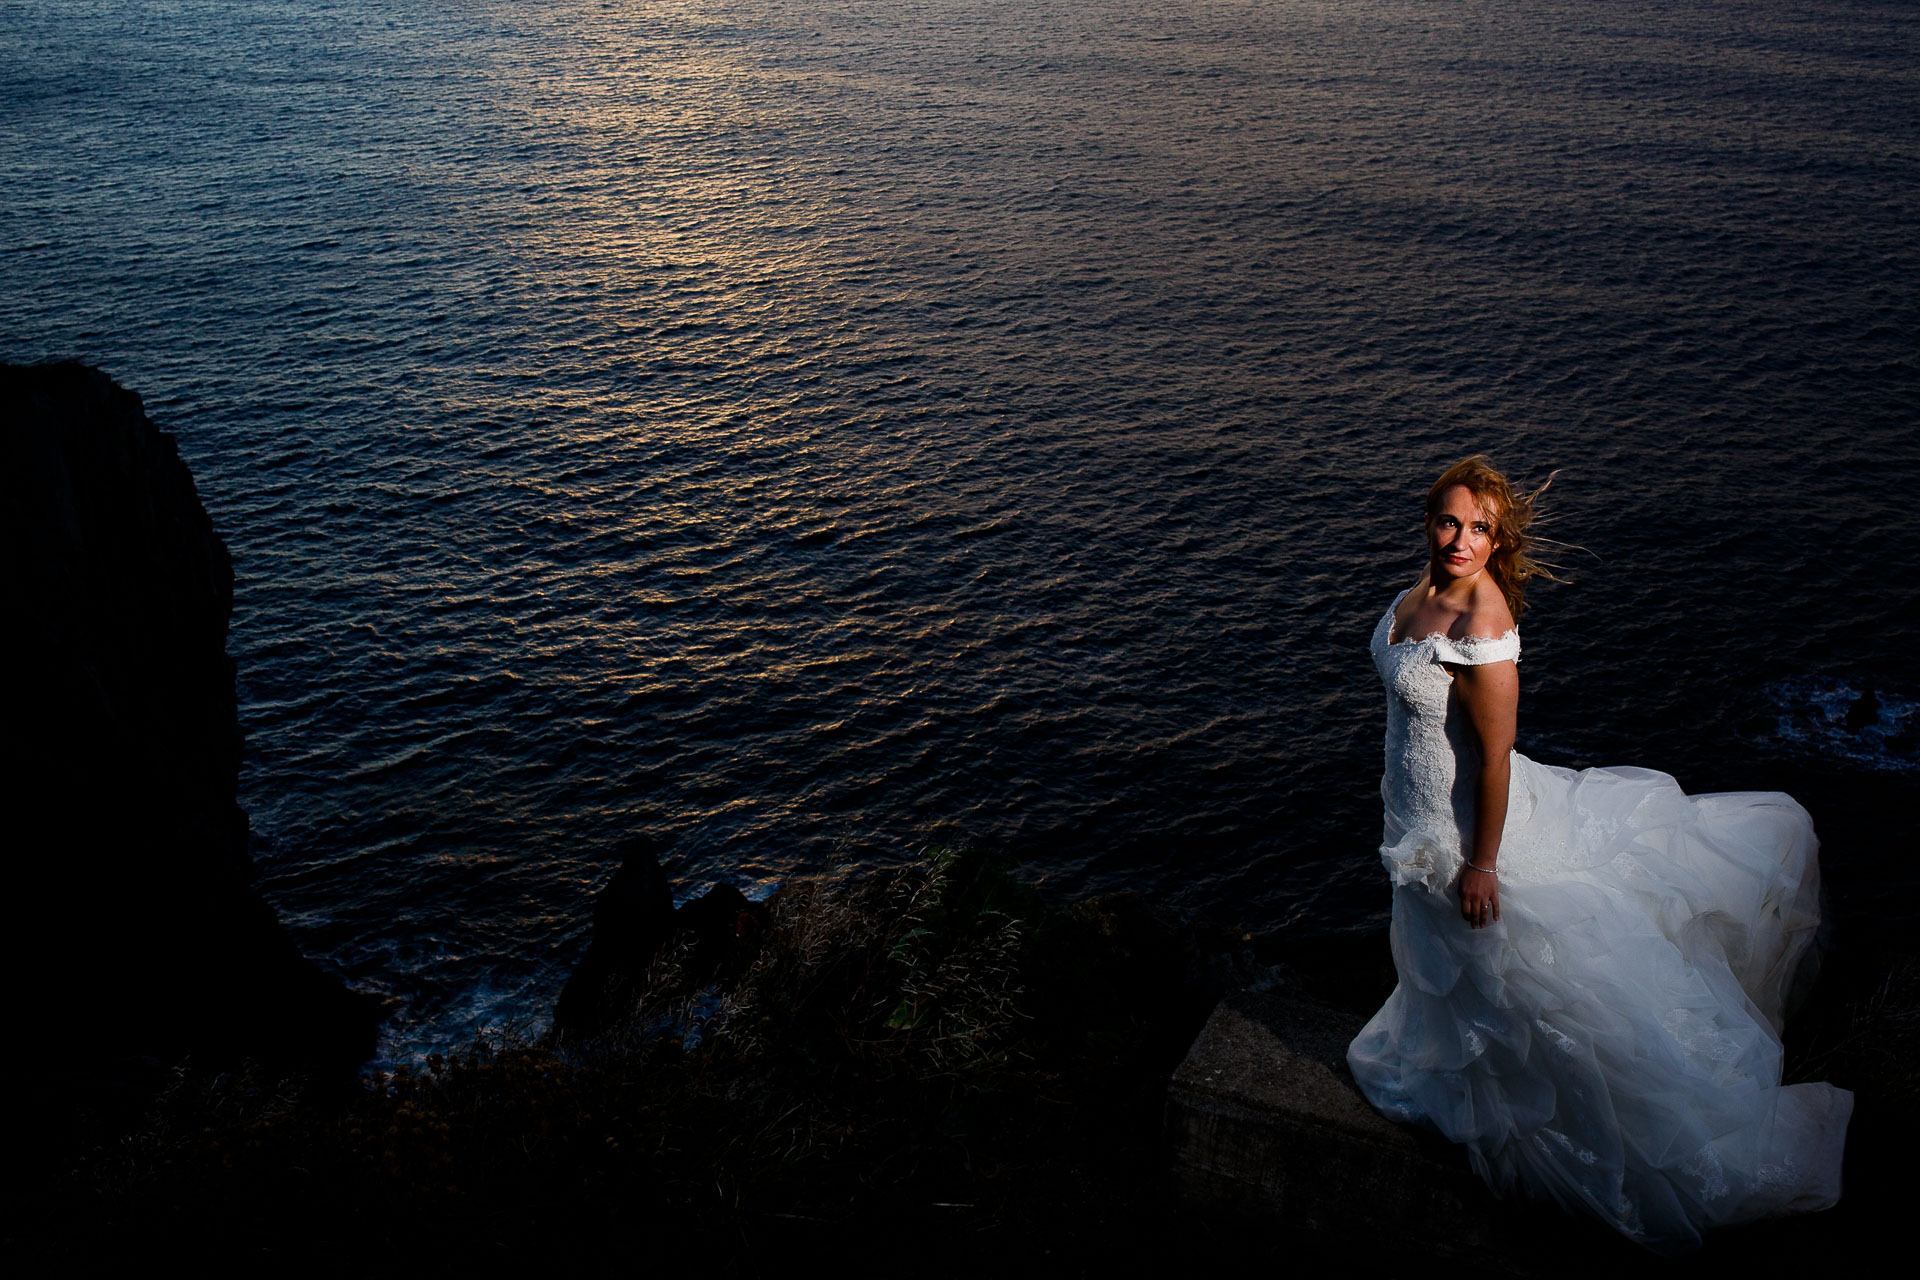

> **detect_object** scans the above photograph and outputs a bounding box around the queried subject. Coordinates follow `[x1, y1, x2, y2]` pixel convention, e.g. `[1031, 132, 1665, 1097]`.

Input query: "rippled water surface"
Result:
[6, 0, 1917, 1056]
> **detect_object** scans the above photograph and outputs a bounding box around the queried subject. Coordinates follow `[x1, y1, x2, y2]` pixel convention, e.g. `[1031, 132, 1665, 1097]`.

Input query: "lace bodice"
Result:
[1371, 588, 1528, 886]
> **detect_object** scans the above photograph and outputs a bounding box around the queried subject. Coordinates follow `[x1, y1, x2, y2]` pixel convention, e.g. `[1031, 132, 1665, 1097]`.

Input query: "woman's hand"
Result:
[1460, 864, 1500, 928]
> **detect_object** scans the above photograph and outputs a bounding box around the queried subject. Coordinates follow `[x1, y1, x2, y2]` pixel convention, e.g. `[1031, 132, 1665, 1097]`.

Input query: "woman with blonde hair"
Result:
[1347, 456, 1851, 1253]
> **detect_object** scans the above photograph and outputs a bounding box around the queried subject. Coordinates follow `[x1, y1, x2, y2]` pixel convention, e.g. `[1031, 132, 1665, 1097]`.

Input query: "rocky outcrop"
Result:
[3, 362, 378, 1096]
[553, 838, 770, 1042]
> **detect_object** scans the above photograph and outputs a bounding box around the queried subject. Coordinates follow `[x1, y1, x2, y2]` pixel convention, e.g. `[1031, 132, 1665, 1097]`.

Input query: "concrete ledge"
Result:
[1166, 989, 1515, 1257]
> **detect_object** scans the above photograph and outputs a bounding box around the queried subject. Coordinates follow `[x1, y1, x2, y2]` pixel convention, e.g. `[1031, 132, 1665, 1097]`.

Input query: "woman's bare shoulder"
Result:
[1456, 579, 1516, 640]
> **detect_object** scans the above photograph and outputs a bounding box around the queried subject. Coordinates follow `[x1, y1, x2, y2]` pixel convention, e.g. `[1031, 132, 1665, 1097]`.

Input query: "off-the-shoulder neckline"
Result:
[1382, 587, 1519, 649]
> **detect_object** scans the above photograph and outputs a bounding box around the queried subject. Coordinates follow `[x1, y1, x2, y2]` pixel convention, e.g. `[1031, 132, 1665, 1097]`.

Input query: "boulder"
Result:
[675, 882, 768, 983]
[552, 837, 676, 1037]
[1165, 988, 1539, 1266]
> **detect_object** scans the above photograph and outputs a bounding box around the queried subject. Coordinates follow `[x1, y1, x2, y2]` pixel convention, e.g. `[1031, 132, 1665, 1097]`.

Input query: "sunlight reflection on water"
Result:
[4, 0, 1916, 1056]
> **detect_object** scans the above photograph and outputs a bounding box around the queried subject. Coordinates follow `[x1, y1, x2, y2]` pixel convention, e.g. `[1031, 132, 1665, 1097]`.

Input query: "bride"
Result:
[1346, 456, 1852, 1254]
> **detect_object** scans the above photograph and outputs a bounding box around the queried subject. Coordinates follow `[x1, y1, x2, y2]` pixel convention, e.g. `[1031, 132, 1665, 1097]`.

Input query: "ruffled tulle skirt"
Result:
[1347, 756, 1851, 1254]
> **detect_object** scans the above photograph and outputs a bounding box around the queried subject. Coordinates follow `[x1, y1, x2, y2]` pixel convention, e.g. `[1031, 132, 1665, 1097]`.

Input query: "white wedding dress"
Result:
[1347, 589, 1851, 1254]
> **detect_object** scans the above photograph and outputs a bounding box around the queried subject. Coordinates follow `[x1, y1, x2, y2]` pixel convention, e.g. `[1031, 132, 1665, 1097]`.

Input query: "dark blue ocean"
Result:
[5, 0, 1916, 1061]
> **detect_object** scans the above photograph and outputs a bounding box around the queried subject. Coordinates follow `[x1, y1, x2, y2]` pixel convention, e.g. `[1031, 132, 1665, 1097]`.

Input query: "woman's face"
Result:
[1427, 485, 1500, 584]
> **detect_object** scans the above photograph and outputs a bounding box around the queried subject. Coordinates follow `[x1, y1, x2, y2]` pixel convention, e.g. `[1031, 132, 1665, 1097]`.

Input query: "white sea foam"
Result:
[1758, 678, 1919, 776]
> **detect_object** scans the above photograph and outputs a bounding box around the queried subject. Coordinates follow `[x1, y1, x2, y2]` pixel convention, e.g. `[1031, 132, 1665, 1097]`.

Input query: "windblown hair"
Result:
[1425, 455, 1561, 618]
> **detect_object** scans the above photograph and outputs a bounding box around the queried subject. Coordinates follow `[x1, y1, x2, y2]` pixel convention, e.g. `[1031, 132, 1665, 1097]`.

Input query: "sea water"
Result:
[4, 0, 1915, 1058]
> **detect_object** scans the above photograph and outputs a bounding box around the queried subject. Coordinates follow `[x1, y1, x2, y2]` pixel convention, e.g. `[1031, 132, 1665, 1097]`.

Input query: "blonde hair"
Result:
[1425, 456, 1560, 617]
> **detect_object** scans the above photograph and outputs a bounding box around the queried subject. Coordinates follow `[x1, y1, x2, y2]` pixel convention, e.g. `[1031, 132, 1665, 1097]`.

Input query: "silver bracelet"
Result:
[1467, 861, 1497, 875]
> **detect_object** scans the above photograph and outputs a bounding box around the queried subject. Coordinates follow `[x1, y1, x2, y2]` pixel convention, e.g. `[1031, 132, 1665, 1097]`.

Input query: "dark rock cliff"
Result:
[3, 362, 377, 1103]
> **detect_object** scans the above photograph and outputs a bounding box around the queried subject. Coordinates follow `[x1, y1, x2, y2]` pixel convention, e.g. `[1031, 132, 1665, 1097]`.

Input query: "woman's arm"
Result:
[1448, 659, 1518, 929]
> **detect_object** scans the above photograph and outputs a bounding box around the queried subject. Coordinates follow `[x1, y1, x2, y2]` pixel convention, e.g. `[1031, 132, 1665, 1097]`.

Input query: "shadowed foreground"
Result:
[10, 844, 1914, 1274]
